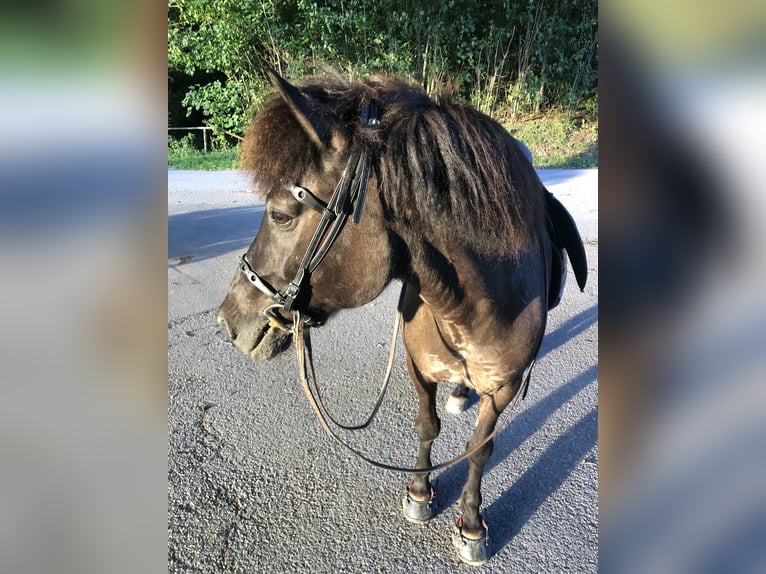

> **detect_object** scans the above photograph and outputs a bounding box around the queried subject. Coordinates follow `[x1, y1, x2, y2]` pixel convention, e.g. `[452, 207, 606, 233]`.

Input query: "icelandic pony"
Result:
[217, 70, 586, 564]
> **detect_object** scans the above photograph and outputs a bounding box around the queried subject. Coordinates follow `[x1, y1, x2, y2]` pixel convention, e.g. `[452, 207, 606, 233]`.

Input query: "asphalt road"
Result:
[168, 168, 598, 573]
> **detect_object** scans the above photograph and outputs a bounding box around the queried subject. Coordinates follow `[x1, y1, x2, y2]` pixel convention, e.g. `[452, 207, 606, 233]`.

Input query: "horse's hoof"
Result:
[402, 483, 434, 524]
[451, 516, 489, 566]
[445, 393, 468, 414]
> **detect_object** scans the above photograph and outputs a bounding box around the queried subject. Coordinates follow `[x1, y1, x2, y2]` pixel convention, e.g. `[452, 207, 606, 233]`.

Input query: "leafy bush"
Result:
[168, 0, 597, 150]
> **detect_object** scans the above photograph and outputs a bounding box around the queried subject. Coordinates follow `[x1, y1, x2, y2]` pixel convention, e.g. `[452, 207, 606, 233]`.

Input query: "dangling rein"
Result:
[289, 301, 529, 474]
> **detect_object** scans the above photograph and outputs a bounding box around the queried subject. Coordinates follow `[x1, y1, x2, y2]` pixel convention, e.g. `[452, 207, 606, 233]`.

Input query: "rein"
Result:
[291, 293, 530, 474]
[296, 308, 402, 432]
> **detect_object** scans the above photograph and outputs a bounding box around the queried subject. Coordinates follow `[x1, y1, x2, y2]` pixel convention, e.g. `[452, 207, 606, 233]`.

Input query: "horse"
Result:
[217, 69, 587, 565]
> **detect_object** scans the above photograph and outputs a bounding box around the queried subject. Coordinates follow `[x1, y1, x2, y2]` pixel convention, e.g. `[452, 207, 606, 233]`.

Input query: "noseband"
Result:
[237, 103, 380, 330]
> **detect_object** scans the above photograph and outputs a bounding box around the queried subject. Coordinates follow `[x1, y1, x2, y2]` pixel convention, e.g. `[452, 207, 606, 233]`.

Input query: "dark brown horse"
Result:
[217, 70, 587, 565]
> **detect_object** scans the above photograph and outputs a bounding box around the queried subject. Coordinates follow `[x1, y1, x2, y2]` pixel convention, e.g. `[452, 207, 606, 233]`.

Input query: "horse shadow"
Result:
[486, 403, 597, 552]
[433, 363, 597, 505]
[539, 304, 598, 359]
[168, 205, 264, 264]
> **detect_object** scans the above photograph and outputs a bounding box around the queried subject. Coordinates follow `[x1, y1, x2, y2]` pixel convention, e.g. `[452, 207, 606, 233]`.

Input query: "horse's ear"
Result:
[265, 66, 330, 149]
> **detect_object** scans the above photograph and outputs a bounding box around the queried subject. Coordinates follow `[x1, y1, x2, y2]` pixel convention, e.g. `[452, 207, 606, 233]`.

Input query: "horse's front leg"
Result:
[453, 381, 519, 565]
[402, 352, 440, 523]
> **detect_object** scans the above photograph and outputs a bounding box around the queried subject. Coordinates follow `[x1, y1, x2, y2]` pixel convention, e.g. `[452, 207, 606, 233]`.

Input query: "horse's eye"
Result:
[270, 210, 293, 227]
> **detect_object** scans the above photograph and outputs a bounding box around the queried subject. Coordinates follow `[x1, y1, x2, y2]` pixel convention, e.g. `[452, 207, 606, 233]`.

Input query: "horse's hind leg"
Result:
[445, 383, 470, 414]
[402, 353, 440, 523]
[453, 381, 519, 565]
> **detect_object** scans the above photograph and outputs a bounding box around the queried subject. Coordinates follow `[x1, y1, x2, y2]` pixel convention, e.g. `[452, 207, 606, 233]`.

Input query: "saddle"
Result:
[545, 191, 588, 310]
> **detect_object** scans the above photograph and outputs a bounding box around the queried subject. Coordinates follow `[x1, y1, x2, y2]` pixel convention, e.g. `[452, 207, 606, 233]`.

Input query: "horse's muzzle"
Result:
[217, 307, 292, 361]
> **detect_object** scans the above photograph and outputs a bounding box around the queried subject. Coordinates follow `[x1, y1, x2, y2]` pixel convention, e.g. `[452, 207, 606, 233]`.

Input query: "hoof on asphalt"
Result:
[402, 486, 434, 524]
[451, 517, 489, 566]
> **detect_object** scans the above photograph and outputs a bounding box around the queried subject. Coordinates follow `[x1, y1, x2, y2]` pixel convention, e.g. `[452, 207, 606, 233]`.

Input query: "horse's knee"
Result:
[415, 411, 441, 442]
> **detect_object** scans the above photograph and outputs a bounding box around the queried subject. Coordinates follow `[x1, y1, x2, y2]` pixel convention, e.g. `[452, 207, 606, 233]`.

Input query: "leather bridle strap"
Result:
[302, 307, 401, 431]
[299, 145, 370, 276]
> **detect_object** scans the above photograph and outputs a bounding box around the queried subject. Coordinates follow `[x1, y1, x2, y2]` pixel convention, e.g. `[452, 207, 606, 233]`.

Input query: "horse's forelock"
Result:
[240, 93, 324, 198]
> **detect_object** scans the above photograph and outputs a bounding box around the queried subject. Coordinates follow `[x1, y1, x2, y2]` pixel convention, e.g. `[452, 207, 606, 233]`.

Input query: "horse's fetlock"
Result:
[407, 478, 433, 502]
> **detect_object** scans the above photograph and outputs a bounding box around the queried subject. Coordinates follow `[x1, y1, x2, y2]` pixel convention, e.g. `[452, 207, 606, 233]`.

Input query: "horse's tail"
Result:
[545, 191, 588, 309]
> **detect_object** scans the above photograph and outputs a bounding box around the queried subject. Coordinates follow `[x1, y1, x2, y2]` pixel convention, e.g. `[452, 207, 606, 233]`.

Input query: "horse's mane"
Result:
[241, 75, 544, 255]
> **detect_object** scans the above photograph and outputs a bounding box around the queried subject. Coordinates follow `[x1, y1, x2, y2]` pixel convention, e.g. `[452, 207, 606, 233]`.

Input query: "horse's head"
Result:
[217, 70, 394, 361]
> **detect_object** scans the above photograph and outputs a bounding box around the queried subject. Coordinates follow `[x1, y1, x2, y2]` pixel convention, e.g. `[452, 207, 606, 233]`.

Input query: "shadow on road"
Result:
[487, 404, 598, 553]
[434, 362, 597, 507]
[168, 205, 264, 264]
[539, 304, 598, 359]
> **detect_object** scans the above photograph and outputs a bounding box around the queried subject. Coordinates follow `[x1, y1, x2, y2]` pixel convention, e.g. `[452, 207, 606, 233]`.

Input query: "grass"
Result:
[168, 145, 239, 170]
[506, 108, 598, 168]
[168, 109, 598, 171]
[168, 133, 240, 170]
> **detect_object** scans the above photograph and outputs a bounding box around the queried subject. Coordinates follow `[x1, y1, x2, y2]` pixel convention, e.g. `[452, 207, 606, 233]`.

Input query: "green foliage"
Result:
[168, 0, 597, 141]
[168, 0, 270, 134]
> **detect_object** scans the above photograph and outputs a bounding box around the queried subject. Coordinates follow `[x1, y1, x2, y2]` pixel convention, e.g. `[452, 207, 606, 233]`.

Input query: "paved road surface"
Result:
[168, 168, 598, 573]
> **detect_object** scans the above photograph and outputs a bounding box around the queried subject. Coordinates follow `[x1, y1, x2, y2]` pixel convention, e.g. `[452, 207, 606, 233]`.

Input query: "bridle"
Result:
[237, 102, 380, 331]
